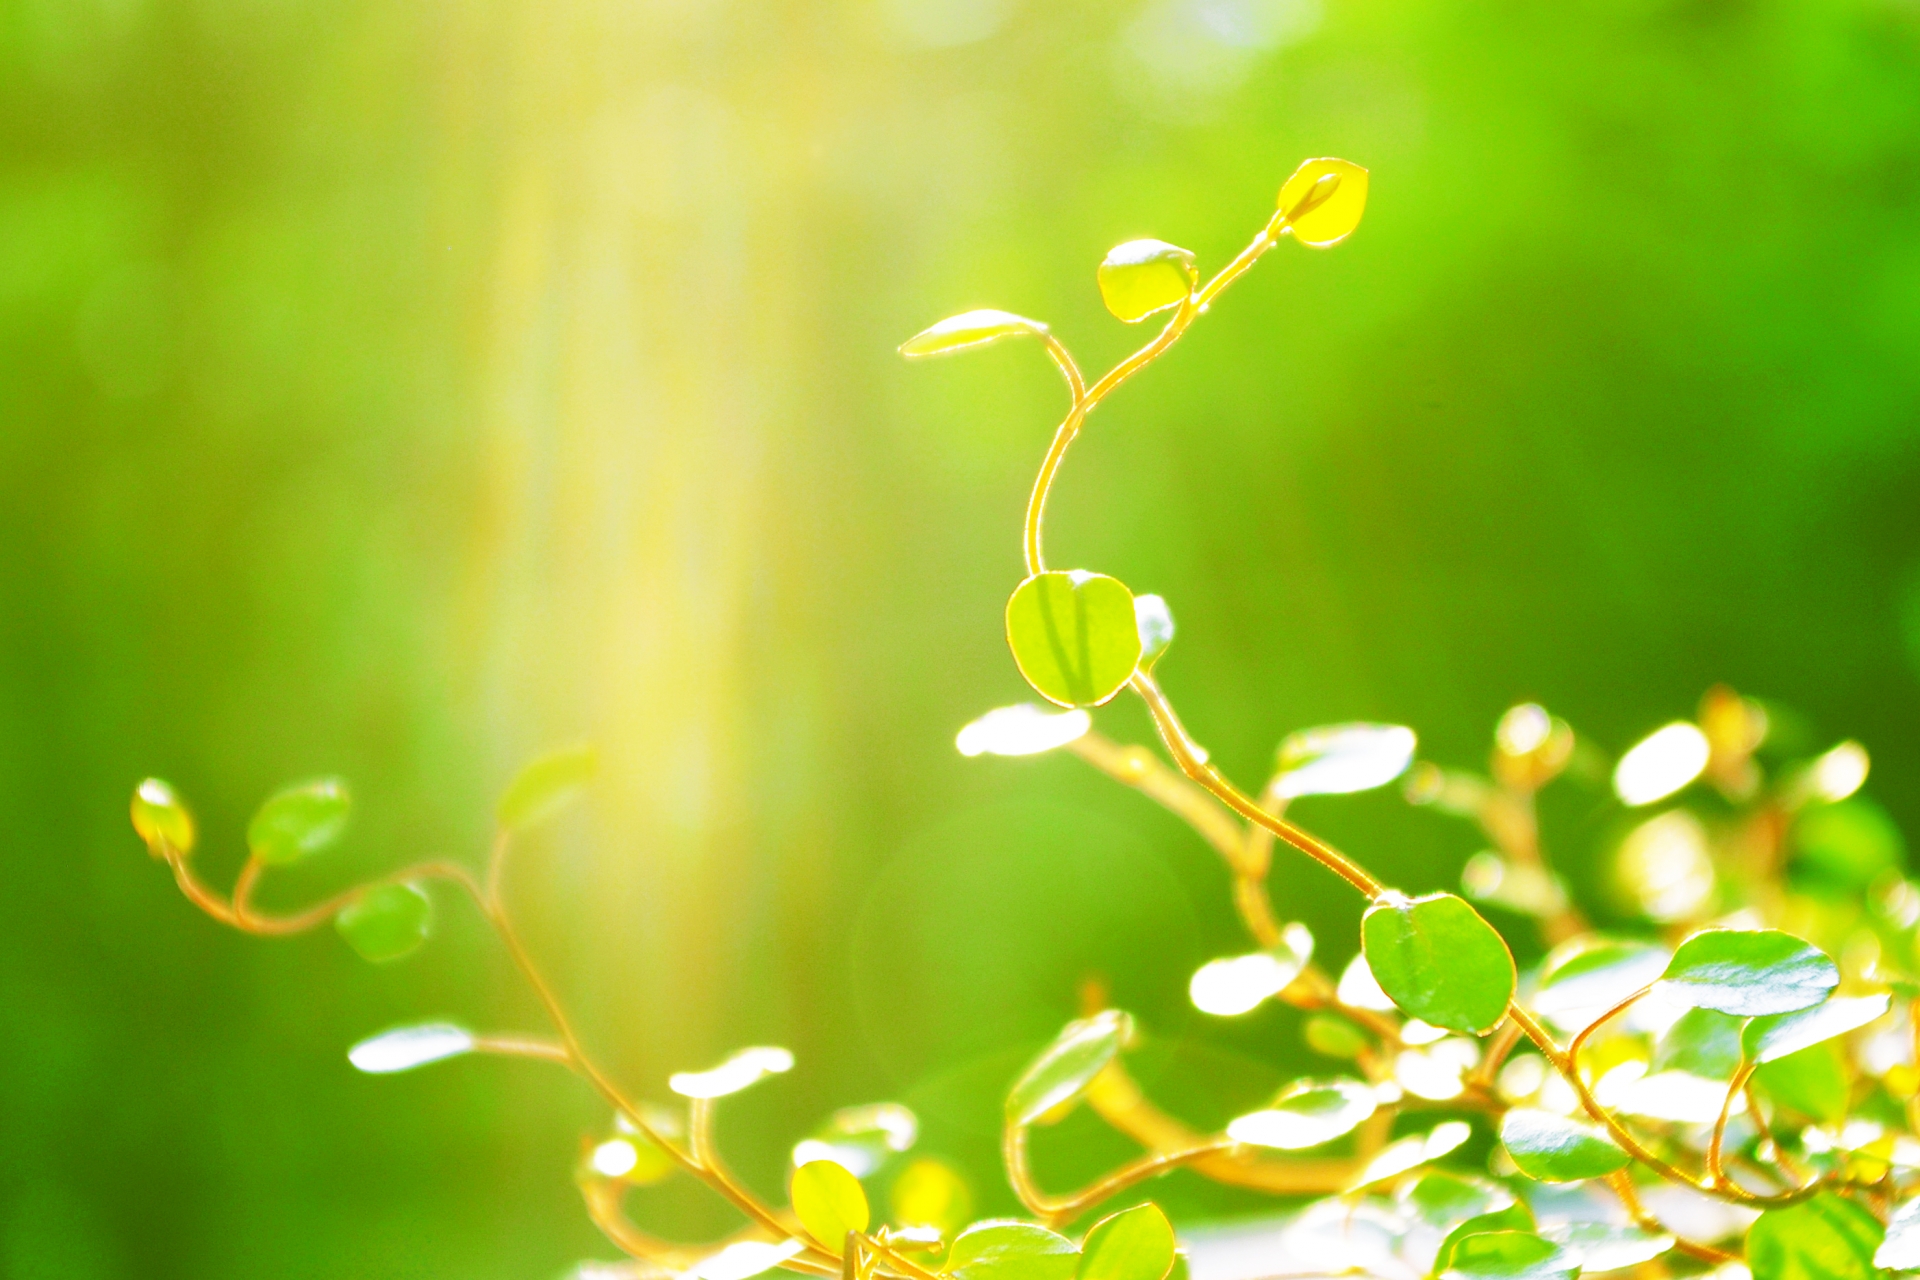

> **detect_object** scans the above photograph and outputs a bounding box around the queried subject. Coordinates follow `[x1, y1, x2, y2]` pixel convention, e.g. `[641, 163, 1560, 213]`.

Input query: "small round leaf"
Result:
[791, 1159, 870, 1250]
[1096, 240, 1195, 323]
[1007, 1009, 1132, 1126]
[1273, 724, 1416, 798]
[1498, 1108, 1630, 1183]
[1361, 891, 1515, 1035]
[1227, 1078, 1376, 1150]
[1133, 595, 1175, 669]
[1440, 1231, 1577, 1280]
[1005, 572, 1141, 709]
[889, 1157, 972, 1238]
[248, 777, 351, 866]
[131, 778, 195, 856]
[1078, 1203, 1175, 1280]
[498, 744, 597, 831]
[900, 310, 1049, 358]
[1303, 1014, 1369, 1059]
[1747, 1193, 1882, 1280]
[1276, 158, 1369, 248]
[335, 882, 432, 963]
[1655, 928, 1838, 1017]
[948, 1222, 1079, 1280]
[955, 704, 1092, 758]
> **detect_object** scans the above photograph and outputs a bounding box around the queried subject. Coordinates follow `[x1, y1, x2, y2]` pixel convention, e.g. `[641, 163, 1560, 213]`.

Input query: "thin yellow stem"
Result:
[1707, 1062, 1758, 1189]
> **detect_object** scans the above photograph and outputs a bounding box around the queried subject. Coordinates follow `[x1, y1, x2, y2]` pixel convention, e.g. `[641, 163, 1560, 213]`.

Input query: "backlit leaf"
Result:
[1397, 1171, 1514, 1230]
[1096, 240, 1195, 323]
[1753, 1039, 1849, 1124]
[1273, 723, 1416, 799]
[899, 310, 1049, 358]
[956, 704, 1093, 758]
[1078, 1203, 1176, 1280]
[1612, 721, 1710, 806]
[1874, 1195, 1920, 1270]
[1226, 1078, 1376, 1150]
[1434, 1207, 1534, 1274]
[1793, 799, 1904, 892]
[1133, 595, 1175, 669]
[334, 882, 431, 963]
[890, 1157, 972, 1238]
[1440, 1231, 1577, 1280]
[1542, 1222, 1673, 1272]
[1743, 993, 1889, 1065]
[497, 743, 597, 831]
[1189, 923, 1313, 1016]
[688, 1241, 806, 1280]
[1499, 1108, 1630, 1182]
[791, 1159, 870, 1250]
[131, 778, 195, 856]
[1530, 938, 1668, 1029]
[669, 1046, 795, 1099]
[1361, 891, 1515, 1035]
[1276, 158, 1369, 248]
[1652, 1006, 1745, 1080]
[347, 1022, 475, 1073]
[1655, 929, 1838, 1017]
[1005, 571, 1141, 709]
[947, 1221, 1078, 1280]
[792, 1102, 918, 1177]
[1347, 1120, 1471, 1190]
[1747, 1193, 1881, 1280]
[248, 777, 351, 866]
[1007, 1009, 1132, 1126]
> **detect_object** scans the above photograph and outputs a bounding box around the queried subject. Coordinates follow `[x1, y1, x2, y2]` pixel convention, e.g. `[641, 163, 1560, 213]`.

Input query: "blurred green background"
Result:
[4, 0, 1920, 1274]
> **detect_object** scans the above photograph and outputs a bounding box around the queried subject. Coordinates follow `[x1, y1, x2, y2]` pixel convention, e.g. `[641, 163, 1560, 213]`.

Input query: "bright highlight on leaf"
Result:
[947, 1221, 1079, 1280]
[899, 309, 1049, 358]
[1499, 1108, 1631, 1182]
[497, 744, 597, 831]
[347, 1022, 475, 1073]
[1541, 1222, 1673, 1272]
[1276, 158, 1369, 248]
[1079, 1204, 1176, 1280]
[669, 1046, 796, 1099]
[687, 1240, 806, 1280]
[1006, 1009, 1132, 1126]
[335, 882, 431, 963]
[588, 1134, 675, 1185]
[1361, 890, 1515, 1035]
[791, 1159, 870, 1250]
[1273, 723, 1417, 798]
[1655, 928, 1838, 1017]
[1133, 594, 1175, 669]
[1227, 1078, 1377, 1149]
[1005, 571, 1141, 708]
[1347, 1120, 1471, 1190]
[1743, 993, 1889, 1065]
[1747, 1193, 1882, 1280]
[1614, 809, 1715, 922]
[1097, 240, 1196, 323]
[1529, 938, 1669, 1029]
[1335, 954, 1397, 1012]
[1875, 1195, 1920, 1270]
[1439, 1230, 1576, 1280]
[131, 777, 196, 856]
[1189, 923, 1312, 1015]
[791, 1102, 918, 1177]
[249, 777, 351, 865]
[1612, 721, 1710, 806]
[1808, 740, 1870, 802]
[955, 704, 1093, 758]
[890, 1157, 972, 1238]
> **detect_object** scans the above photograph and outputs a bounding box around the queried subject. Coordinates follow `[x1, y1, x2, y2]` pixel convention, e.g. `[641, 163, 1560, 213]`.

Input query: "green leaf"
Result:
[1005, 572, 1141, 709]
[1096, 240, 1195, 323]
[1743, 993, 1889, 1065]
[947, 1222, 1079, 1280]
[1655, 928, 1839, 1017]
[791, 1159, 870, 1250]
[498, 744, 597, 831]
[248, 777, 351, 865]
[791, 1103, 918, 1178]
[668, 1046, 795, 1099]
[1753, 1040, 1849, 1124]
[1276, 158, 1370, 248]
[1274, 723, 1417, 799]
[889, 1157, 972, 1238]
[334, 883, 432, 963]
[1133, 595, 1175, 670]
[1652, 1006, 1746, 1079]
[1498, 1108, 1631, 1182]
[1530, 938, 1668, 1026]
[1226, 1078, 1376, 1150]
[1303, 1014, 1370, 1060]
[1746, 1193, 1882, 1280]
[1435, 1207, 1534, 1274]
[1347, 1120, 1472, 1191]
[131, 777, 196, 856]
[1439, 1232, 1576, 1280]
[1078, 1204, 1175, 1280]
[1007, 1010, 1132, 1126]
[899, 310, 1049, 358]
[1542, 1222, 1673, 1272]
[1793, 798, 1904, 891]
[1361, 891, 1515, 1035]
[347, 1021, 475, 1073]
[1397, 1172, 1514, 1230]
[1874, 1195, 1920, 1270]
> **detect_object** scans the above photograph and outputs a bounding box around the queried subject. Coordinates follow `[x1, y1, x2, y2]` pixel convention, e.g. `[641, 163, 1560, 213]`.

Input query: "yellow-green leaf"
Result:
[791, 1159, 870, 1250]
[889, 1157, 972, 1238]
[948, 1222, 1078, 1280]
[1096, 240, 1195, 323]
[1005, 571, 1141, 709]
[498, 743, 597, 831]
[335, 883, 432, 963]
[899, 309, 1049, 358]
[248, 778, 351, 866]
[1226, 1078, 1376, 1150]
[1276, 158, 1369, 248]
[1748, 1193, 1882, 1280]
[1007, 1009, 1132, 1126]
[1078, 1204, 1175, 1280]
[131, 777, 195, 856]
[1498, 1108, 1630, 1183]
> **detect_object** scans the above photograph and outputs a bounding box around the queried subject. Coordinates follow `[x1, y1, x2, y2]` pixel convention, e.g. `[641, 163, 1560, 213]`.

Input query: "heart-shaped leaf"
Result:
[1499, 1108, 1630, 1183]
[1744, 993, 1890, 1065]
[1096, 240, 1196, 323]
[1655, 928, 1838, 1017]
[900, 310, 1049, 358]
[1227, 1078, 1376, 1150]
[498, 744, 597, 832]
[248, 777, 351, 866]
[1361, 891, 1514, 1035]
[1276, 158, 1369, 248]
[131, 778, 196, 856]
[791, 1159, 870, 1250]
[948, 1222, 1079, 1280]
[1440, 1231, 1577, 1280]
[1005, 571, 1141, 709]
[1078, 1203, 1176, 1280]
[1747, 1193, 1882, 1280]
[335, 882, 432, 963]
[1007, 1009, 1132, 1126]
[1273, 723, 1416, 798]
